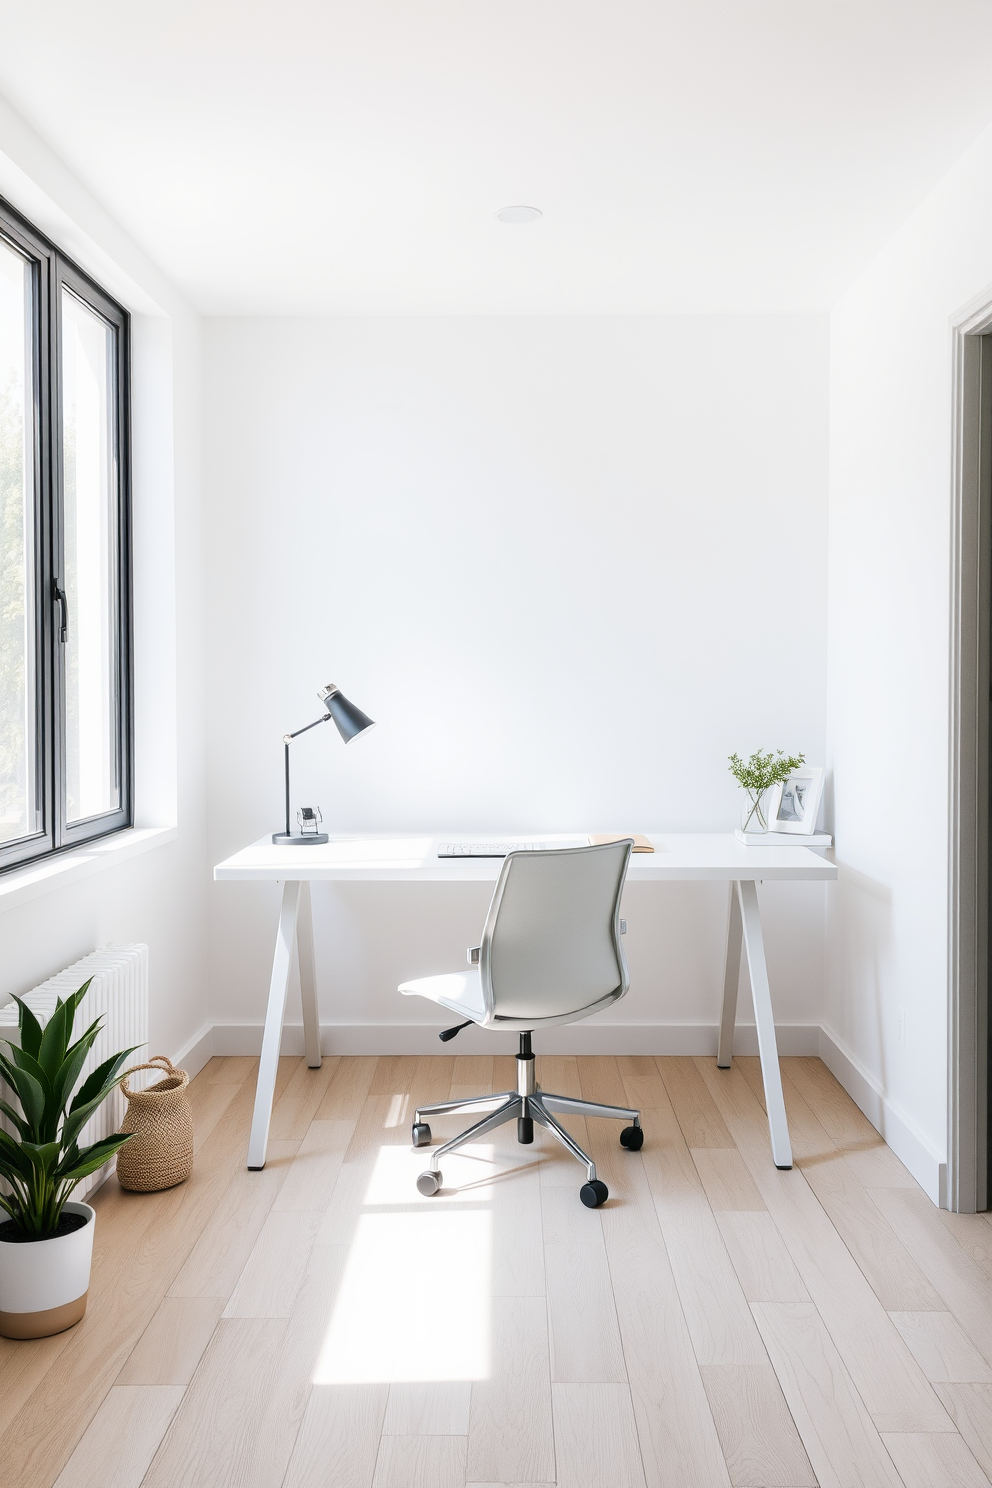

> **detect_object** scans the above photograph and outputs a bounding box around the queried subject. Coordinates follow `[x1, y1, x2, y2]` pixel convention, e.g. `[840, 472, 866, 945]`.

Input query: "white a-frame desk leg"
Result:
[247, 880, 322, 1170]
[718, 879, 793, 1171]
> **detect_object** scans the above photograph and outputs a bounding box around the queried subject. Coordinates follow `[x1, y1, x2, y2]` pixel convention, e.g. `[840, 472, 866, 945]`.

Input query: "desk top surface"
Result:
[214, 833, 837, 883]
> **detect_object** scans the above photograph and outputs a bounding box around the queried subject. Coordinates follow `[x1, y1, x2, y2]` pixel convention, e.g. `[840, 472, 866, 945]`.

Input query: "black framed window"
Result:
[0, 197, 131, 872]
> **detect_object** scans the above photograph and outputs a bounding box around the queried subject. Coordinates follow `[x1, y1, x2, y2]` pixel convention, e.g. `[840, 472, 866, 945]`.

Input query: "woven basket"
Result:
[116, 1057, 194, 1193]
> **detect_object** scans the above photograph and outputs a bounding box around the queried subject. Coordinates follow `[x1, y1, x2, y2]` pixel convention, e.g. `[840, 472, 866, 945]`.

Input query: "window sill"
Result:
[0, 826, 178, 916]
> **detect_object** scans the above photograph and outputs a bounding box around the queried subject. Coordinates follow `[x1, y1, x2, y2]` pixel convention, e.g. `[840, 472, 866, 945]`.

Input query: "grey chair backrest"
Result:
[479, 840, 632, 1025]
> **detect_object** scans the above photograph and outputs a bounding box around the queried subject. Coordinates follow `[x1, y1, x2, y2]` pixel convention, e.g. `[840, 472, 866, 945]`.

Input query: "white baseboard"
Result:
[172, 1022, 214, 1081]
[817, 1025, 947, 1206]
[208, 1019, 823, 1059]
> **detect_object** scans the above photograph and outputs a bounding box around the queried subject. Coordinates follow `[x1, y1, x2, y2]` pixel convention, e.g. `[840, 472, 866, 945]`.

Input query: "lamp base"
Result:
[271, 832, 329, 845]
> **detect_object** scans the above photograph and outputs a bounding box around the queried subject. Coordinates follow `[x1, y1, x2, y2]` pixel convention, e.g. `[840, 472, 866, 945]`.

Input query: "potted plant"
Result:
[0, 981, 137, 1339]
[729, 749, 805, 834]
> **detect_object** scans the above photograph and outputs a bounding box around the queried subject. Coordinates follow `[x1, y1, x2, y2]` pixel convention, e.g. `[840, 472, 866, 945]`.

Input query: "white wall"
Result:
[826, 120, 992, 1202]
[0, 101, 209, 1069]
[205, 314, 829, 1052]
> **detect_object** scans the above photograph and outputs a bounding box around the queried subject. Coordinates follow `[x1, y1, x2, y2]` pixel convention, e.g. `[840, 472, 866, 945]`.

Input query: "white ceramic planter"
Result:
[0, 1201, 95, 1339]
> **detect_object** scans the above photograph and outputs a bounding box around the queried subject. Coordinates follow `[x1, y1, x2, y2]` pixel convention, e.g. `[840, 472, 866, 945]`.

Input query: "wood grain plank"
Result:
[186, 1077, 246, 1154]
[691, 1147, 765, 1211]
[273, 1118, 355, 1212]
[699, 1363, 817, 1487]
[0, 1330, 73, 1436]
[545, 1238, 627, 1383]
[933, 1208, 992, 1288]
[343, 1057, 423, 1163]
[870, 1187, 992, 1373]
[466, 1297, 555, 1484]
[141, 1319, 291, 1488]
[714, 1211, 810, 1302]
[372, 1435, 467, 1488]
[197, 1055, 257, 1085]
[222, 1209, 321, 1318]
[617, 1054, 670, 1109]
[269, 1055, 341, 1142]
[167, 1140, 299, 1299]
[313, 1055, 379, 1121]
[117, 1296, 225, 1385]
[535, 1054, 583, 1099]
[880, 1431, 992, 1488]
[890, 1312, 992, 1383]
[659, 1056, 734, 1147]
[751, 1302, 904, 1488]
[52, 1385, 185, 1488]
[282, 1384, 388, 1488]
[935, 1385, 992, 1480]
[450, 1053, 494, 1090]
[552, 1383, 648, 1488]
[382, 1382, 472, 1435]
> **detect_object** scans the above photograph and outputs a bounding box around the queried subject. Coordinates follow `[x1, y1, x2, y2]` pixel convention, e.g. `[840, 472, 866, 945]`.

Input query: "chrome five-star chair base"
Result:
[412, 1032, 643, 1208]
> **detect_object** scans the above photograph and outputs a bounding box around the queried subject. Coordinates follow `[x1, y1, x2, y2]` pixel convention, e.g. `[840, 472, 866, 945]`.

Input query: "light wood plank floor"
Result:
[4, 1054, 992, 1488]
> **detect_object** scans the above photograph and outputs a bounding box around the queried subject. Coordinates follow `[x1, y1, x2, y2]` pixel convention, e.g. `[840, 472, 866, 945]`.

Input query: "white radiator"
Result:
[0, 944, 149, 1198]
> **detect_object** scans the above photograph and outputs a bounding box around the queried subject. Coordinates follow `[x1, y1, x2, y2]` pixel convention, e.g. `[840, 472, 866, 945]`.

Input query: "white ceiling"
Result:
[2, 1, 991, 315]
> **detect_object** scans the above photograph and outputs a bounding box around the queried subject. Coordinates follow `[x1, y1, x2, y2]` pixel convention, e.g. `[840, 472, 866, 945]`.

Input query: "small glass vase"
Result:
[740, 790, 769, 835]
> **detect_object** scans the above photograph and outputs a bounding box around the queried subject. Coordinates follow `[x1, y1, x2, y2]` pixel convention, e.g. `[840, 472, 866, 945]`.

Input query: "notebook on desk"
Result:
[588, 833, 655, 852]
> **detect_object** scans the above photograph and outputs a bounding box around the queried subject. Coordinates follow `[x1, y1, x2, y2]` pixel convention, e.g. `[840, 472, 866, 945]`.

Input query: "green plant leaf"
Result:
[60, 1078, 127, 1153]
[0, 1095, 31, 1141]
[0, 1192, 21, 1223]
[3, 1042, 55, 1107]
[51, 1025, 106, 1117]
[36, 989, 85, 1082]
[0, 1059, 46, 1134]
[68, 1048, 141, 1115]
[17, 1139, 62, 1177]
[0, 1126, 35, 1181]
[9, 995, 44, 1060]
[56, 1132, 133, 1183]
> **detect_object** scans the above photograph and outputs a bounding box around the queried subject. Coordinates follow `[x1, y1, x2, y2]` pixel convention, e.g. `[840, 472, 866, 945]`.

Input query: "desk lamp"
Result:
[272, 683, 375, 845]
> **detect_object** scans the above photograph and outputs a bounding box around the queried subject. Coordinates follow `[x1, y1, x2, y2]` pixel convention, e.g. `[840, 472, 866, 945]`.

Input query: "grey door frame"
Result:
[948, 292, 992, 1212]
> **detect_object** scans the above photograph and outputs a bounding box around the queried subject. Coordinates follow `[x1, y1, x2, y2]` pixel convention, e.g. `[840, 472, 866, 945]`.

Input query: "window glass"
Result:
[0, 237, 38, 844]
[62, 288, 120, 823]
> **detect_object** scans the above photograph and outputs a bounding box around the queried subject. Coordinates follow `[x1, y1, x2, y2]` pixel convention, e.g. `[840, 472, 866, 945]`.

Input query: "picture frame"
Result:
[766, 766, 824, 835]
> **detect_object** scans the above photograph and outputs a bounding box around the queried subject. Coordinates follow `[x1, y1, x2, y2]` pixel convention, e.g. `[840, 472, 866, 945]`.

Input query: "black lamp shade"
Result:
[319, 685, 375, 743]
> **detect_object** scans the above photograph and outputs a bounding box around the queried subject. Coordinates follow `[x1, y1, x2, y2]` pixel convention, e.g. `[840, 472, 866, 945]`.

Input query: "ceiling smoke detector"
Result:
[495, 205, 542, 224]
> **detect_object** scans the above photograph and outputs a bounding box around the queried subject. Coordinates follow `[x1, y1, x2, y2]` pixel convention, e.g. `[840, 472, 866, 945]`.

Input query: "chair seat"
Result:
[399, 969, 486, 1023]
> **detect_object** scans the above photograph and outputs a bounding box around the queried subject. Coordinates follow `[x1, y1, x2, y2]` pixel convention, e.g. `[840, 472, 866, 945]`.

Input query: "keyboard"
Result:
[436, 840, 548, 858]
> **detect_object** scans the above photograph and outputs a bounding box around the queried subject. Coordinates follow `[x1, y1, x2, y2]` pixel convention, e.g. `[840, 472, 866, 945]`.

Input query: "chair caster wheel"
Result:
[620, 1125, 644, 1151]
[412, 1122, 432, 1148]
[417, 1170, 441, 1196]
[580, 1179, 609, 1208]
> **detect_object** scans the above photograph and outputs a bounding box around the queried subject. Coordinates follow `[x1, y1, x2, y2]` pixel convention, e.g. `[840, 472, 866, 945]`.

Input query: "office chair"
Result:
[398, 839, 643, 1208]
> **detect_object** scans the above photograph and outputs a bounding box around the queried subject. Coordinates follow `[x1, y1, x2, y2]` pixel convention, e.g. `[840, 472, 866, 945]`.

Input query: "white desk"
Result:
[214, 833, 836, 1171]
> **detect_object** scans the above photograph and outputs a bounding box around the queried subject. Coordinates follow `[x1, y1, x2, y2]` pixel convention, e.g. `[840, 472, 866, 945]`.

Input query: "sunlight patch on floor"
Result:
[313, 1142, 495, 1383]
[313, 1209, 492, 1382]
